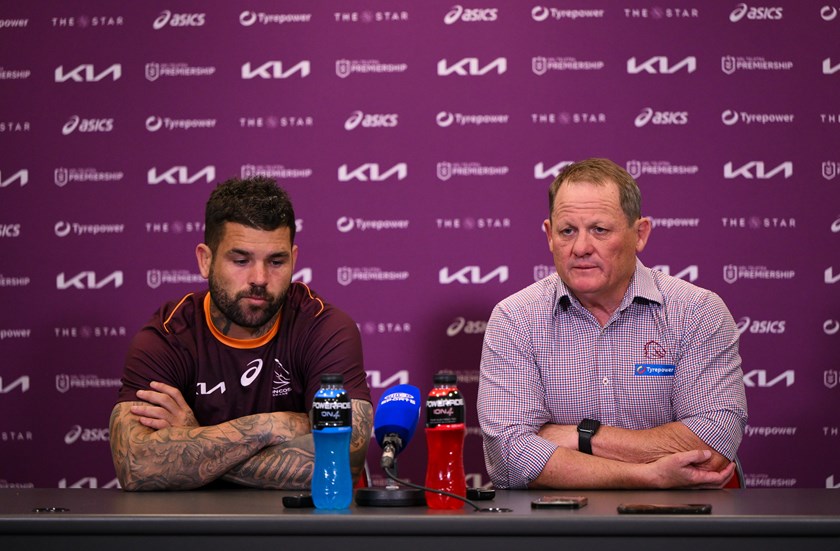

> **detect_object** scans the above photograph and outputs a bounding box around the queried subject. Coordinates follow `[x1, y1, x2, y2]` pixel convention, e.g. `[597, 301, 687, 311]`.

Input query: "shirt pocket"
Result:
[618, 363, 677, 428]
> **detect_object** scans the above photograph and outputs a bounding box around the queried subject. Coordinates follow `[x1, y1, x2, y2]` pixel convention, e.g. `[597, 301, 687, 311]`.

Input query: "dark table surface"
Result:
[1, 487, 839, 536]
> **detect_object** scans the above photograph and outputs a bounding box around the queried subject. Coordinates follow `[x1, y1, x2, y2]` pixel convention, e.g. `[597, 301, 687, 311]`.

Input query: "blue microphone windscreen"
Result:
[373, 384, 421, 449]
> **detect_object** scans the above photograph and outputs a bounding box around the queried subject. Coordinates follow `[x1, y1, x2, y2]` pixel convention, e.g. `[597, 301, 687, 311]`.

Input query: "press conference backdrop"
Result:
[1, 2, 838, 490]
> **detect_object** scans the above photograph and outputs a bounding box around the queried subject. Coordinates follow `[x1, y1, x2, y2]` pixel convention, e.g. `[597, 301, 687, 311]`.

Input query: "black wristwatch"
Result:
[577, 418, 601, 455]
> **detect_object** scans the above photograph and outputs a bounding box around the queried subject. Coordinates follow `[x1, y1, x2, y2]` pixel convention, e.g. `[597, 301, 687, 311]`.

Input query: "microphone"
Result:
[355, 384, 425, 507]
[373, 384, 421, 470]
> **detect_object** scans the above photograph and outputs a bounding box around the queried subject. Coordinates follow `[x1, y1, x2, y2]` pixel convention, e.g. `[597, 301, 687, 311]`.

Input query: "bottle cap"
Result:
[320, 373, 344, 384]
[433, 372, 456, 385]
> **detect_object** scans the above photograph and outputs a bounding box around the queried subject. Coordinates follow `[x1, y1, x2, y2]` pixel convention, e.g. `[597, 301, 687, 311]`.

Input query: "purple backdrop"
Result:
[1, 1, 838, 490]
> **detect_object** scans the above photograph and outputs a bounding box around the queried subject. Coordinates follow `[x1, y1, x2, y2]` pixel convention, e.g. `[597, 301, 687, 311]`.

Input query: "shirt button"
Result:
[602, 377, 609, 386]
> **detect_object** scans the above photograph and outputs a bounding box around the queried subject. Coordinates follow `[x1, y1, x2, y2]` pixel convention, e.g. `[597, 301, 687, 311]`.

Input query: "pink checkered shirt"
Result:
[478, 260, 748, 489]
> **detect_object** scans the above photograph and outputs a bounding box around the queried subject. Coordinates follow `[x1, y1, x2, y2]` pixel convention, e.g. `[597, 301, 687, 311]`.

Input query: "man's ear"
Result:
[196, 243, 212, 279]
[543, 219, 553, 253]
[635, 217, 652, 253]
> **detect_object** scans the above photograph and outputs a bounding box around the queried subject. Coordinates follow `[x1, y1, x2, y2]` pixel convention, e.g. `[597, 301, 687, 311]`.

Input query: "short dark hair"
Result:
[548, 158, 642, 226]
[204, 177, 296, 252]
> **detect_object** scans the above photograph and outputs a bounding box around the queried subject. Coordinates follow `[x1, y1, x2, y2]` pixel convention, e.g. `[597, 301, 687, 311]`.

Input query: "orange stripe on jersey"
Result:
[295, 281, 325, 317]
[163, 293, 194, 334]
[202, 293, 280, 349]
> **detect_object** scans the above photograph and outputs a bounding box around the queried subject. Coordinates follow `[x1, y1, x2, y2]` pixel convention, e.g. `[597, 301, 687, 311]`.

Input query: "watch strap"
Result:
[577, 418, 600, 455]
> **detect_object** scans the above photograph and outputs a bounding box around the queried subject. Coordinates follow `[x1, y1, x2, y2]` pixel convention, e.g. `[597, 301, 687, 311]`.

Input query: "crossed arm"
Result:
[109, 381, 373, 491]
[478, 293, 746, 490]
[529, 422, 734, 489]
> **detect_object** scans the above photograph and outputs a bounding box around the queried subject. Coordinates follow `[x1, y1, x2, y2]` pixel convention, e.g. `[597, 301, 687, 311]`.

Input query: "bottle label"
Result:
[312, 391, 352, 429]
[426, 390, 465, 427]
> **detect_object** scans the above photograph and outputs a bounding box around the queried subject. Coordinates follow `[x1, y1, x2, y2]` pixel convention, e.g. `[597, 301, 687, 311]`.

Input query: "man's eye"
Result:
[233, 259, 248, 265]
[560, 228, 575, 236]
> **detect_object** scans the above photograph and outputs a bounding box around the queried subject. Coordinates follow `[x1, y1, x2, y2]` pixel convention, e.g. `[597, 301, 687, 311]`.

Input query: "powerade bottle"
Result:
[311, 373, 353, 510]
[424, 372, 466, 509]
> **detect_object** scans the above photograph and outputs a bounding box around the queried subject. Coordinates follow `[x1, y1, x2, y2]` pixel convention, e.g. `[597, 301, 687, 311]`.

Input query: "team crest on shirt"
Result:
[644, 340, 666, 359]
[272, 359, 291, 396]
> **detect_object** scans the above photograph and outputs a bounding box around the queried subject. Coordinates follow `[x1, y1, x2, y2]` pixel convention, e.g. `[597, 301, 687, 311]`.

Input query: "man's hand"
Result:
[131, 381, 199, 430]
[648, 450, 735, 489]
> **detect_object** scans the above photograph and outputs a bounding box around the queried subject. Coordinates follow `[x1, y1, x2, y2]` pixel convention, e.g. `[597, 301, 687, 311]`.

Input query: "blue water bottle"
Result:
[311, 373, 353, 510]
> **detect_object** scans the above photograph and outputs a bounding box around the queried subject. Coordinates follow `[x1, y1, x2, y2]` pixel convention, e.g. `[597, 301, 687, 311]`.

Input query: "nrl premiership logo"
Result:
[532, 57, 548, 76]
[56, 374, 70, 394]
[626, 160, 641, 179]
[54, 168, 69, 187]
[721, 56, 736, 75]
[723, 264, 738, 284]
[145, 63, 160, 82]
[437, 162, 453, 181]
[336, 59, 351, 79]
[147, 270, 162, 289]
[337, 267, 353, 286]
[823, 161, 837, 180]
[825, 370, 839, 389]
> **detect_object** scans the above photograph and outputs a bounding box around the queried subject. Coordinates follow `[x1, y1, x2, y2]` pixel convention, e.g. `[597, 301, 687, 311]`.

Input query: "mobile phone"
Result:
[617, 503, 711, 515]
[531, 495, 588, 509]
[282, 494, 314, 508]
[467, 487, 496, 501]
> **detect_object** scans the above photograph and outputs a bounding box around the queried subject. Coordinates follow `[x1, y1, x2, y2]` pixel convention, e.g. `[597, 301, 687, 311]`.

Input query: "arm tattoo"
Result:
[109, 402, 300, 491]
[223, 436, 315, 490]
[222, 400, 372, 489]
[349, 399, 373, 479]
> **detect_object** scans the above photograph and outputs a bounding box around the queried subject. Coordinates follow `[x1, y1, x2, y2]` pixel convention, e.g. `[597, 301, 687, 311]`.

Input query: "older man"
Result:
[479, 158, 747, 489]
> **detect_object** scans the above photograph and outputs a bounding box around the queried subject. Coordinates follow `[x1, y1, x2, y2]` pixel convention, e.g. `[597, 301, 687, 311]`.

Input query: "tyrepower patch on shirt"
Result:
[634, 364, 676, 376]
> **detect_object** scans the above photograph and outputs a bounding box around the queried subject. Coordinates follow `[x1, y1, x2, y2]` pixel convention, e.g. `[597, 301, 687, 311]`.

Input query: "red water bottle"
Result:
[424, 372, 466, 509]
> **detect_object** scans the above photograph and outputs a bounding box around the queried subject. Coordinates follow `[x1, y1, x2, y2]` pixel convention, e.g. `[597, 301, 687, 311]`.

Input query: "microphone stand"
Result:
[354, 456, 426, 507]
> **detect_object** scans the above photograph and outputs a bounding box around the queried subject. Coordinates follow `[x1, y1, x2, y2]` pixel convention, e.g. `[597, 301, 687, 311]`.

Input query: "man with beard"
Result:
[110, 177, 372, 490]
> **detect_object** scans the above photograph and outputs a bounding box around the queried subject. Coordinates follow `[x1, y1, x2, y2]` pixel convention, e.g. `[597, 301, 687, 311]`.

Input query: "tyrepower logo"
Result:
[338, 163, 407, 181]
[439, 265, 509, 284]
[627, 56, 696, 74]
[736, 316, 786, 335]
[822, 6, 840, 21]
[444, 6, 498, 24]
[437, 57, 506, 76]
[634, 108, 688, 127]
[729, 3, 783, 22]
[242, 60, 310, 79]
[723, 161, 792, 179]
[152, 10, 206, 29]
[54, 64, 121, 82]
[56, 271, 123, 290]
[147, 165, 215, 184]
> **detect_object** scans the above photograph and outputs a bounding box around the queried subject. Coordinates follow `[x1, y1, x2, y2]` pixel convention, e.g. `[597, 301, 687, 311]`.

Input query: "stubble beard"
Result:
[207, 269, 286, 330]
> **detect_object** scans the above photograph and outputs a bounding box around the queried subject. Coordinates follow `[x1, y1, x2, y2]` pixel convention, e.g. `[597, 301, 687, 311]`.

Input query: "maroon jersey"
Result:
[117, 283, 370, 426]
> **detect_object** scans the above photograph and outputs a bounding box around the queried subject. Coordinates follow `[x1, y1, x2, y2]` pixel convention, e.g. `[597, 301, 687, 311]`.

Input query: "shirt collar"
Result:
[554, 259, 663, 314]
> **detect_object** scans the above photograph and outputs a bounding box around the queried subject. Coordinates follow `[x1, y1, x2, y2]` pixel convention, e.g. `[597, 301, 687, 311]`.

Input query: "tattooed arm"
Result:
[222, 399, 373, 489]
[109, 399, 310, 491]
